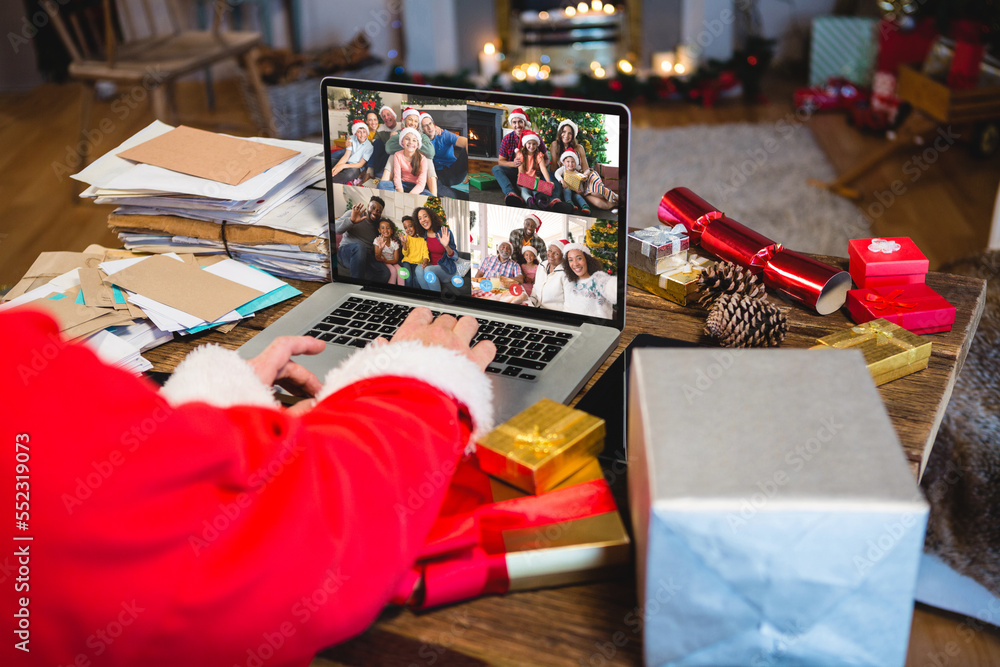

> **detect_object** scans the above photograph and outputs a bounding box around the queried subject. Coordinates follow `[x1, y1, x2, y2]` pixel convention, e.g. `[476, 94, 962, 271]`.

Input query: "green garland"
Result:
[387, 36, 776, 107]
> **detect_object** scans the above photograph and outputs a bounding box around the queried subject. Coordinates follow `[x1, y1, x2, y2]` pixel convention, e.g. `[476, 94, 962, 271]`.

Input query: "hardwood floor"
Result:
[2, 72, 997, 666]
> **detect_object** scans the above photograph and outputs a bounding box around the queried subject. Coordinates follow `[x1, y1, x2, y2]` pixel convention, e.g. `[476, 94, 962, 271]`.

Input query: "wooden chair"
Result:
[40, 0, 277, 168]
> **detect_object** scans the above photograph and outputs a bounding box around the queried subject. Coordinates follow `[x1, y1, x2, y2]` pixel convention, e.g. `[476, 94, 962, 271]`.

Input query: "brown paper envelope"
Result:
[125, 299, 146, 319]
[107, 255, 264, 323]
[65, 312, 136, 341]
[102, 249, 148, 262]
[2, 279, 35, 303]
[22, 251, 101, 279]
[79, 268, 116, 308]
[25, 288, 111, 331]
[116, 125, 299, 186]
[3, 251, 102, 302]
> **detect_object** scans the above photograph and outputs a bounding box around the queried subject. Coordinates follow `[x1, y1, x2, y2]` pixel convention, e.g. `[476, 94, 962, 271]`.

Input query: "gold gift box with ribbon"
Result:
[476, 398, 606, 494]
[626, 251, 715, 306]
[810, 318, 932, 386]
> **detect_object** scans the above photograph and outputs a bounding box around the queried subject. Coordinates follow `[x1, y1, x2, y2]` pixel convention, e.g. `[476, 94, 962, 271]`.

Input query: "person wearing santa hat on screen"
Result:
[331, 119, 374, 184]
[491, 107, 547, 208]
[378, 106, 436, 184]
[529, 239, 570, 310]
[508, 213, 547, 265]
[562, 242, 617, 319]
[0, 304, 495, 667]
[367, 104, 401, 181]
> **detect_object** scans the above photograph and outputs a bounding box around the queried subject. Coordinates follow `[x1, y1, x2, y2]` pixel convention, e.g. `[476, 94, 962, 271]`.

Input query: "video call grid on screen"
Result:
[322, 79, 627, 325]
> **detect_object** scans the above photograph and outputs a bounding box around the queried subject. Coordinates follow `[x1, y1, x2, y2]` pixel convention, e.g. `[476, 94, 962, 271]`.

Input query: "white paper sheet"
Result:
[73, 120, 323, 201]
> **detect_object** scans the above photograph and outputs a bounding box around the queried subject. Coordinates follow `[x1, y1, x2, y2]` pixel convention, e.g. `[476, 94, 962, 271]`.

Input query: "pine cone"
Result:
[697, 261, 767, 307]
[704, 293, 788, 348]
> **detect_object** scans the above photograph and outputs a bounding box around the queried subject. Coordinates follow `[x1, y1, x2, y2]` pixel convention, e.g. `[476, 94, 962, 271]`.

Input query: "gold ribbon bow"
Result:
[511, 425, 566, 459]
[830, 320, 918, 363]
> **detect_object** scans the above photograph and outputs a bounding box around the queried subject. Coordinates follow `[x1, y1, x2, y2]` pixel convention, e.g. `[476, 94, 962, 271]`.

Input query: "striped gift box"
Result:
[809, 17, 878, 87]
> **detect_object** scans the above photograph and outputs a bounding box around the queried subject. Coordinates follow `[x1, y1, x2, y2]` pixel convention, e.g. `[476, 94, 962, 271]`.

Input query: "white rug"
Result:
[629, 123, 871, 256]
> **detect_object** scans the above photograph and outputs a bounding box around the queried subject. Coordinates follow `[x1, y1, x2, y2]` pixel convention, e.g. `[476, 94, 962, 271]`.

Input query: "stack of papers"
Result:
[73, 121, 329, 281]
[1, 247, 301, 375]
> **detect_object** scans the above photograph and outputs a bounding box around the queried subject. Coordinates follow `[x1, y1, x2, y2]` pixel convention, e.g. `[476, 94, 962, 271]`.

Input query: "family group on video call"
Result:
[328, 89, 621, 321]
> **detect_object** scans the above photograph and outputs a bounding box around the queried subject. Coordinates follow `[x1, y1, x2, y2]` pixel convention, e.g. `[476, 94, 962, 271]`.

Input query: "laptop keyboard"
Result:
[306, 296, 574, 381]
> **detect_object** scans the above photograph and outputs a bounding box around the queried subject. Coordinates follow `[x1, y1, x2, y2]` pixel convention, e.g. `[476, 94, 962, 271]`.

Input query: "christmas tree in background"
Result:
[424, 196, 447, 225]
[585, 220, 617, 275]
[524, 108, 608, 165]
[347, 89, 383, 135]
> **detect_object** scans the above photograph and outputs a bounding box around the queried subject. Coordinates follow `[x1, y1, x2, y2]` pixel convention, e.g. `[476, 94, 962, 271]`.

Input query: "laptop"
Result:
[238, 77, 630, 423]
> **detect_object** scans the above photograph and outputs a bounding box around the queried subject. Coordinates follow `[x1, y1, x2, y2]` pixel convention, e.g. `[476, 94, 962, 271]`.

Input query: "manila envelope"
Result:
[25, 288, 114, 332]
[107, 255, 263, 323]
[116, 125, 299, 186]
[78, 268, 116, 308]
[4, 251, 102, 302]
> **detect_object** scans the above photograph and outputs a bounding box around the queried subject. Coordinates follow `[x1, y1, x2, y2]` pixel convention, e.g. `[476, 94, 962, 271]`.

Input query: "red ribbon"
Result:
[362, 100, 375, 110]
[750, 242, 782, 273]
[391, 458, 617, 609]
[865, 289, 916, 312]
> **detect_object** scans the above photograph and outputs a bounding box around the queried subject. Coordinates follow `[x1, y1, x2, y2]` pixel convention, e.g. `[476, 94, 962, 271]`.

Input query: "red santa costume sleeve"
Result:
[0, 308, 492, 667]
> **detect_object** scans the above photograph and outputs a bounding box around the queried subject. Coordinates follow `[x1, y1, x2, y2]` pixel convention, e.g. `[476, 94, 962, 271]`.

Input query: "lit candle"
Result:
[675, 45, 695, 76]
[480, 42, 500, 79]
[653, 51, 675, 76]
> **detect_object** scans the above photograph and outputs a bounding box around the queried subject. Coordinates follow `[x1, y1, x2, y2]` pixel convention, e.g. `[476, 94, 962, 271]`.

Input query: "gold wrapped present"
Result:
[810, 318, 932, 386]
[626, 251, 714, 306]
[476, 398, 606, 494]
[487, 458, 631, 590]
[563, 169, 586, 192]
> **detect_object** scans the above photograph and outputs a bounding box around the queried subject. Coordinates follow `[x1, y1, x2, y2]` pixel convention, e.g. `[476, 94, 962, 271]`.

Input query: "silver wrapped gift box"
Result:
[628, 348, 928, 667]
[627, 224, 690, 275]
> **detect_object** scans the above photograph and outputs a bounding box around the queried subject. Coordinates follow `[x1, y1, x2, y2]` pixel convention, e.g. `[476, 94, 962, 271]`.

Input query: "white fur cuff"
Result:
[316, 340, 494, 444]
[160, 344, 278, 409]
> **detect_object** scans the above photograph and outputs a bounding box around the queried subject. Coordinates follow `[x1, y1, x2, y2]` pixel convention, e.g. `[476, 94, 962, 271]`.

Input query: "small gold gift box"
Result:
[476, 398, 606, 494]
[487, 458, 631, 590]
[811, 318, 932, 386]
[626, 252, 714, 306]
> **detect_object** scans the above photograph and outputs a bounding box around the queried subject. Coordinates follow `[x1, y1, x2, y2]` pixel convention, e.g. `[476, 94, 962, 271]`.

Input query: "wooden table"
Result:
[144, 256, 986, 666]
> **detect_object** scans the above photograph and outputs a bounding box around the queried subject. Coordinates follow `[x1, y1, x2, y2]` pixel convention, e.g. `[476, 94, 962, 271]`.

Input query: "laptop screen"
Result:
[321, 77, 628, 330]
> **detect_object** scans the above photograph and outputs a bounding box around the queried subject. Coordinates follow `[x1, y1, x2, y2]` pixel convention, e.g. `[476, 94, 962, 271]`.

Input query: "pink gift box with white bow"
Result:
[848, 237, 929, 288]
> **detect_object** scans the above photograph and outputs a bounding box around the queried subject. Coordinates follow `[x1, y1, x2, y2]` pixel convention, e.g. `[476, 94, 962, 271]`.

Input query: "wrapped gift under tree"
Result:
[809, 16, 878, 86]
[469, 172, 497, 190]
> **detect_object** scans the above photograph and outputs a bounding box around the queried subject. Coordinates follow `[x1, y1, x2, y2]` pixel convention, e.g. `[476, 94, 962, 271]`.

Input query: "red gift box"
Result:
[846, 283, 956, 334]
[390, 458, 629, 610]
[848, 237, 929, 288]
[516, 172, 554, 196]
